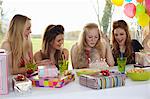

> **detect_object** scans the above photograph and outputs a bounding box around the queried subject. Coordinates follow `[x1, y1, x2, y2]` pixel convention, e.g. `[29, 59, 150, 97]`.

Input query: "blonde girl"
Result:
[1, 14, 33, 74]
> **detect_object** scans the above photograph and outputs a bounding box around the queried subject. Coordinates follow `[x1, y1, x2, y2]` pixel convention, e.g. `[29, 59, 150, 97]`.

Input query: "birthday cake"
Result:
[79, 70, 126, 89]
[89, 59, 109, 69]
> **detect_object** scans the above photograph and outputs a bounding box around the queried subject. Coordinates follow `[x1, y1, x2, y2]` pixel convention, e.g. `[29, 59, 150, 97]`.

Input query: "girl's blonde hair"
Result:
[76, 23, 104, 66]
[6, 14, 32, 70]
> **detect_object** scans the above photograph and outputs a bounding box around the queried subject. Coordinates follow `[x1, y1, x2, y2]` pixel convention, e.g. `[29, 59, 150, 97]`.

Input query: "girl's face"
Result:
[23, 20, 31, 39]
[114, 28, 127, 46]
[52, 34, 64, 50]
[86, 28, 99, 48]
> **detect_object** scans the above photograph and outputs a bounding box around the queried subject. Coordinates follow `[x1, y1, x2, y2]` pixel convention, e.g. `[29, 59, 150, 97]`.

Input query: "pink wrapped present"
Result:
[38, 65, 58, 78]
[135, 52, 150, 66]
[0, 49, 9, 95]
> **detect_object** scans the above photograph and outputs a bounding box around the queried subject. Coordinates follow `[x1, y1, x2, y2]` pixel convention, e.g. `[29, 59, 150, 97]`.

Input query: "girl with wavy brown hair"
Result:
[112, 20, 143, 65]
[34, 24, 69, 69]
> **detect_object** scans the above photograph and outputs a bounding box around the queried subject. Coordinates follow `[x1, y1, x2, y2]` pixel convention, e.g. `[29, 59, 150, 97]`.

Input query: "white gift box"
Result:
[38, 65, 58, 78]
[0, 49, 9, 95]
[12, 75, 32, 93]
[135, 52, 150, 66]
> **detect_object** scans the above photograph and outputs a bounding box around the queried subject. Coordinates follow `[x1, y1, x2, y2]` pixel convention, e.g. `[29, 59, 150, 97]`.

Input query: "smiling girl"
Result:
[112, 20, 143, 65]
[1, 14, 33, 74]
[34, 24, 69, 69]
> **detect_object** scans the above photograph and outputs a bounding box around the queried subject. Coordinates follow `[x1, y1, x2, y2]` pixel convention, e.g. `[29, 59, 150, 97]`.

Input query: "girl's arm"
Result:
[70, 44, 78, 69]
[105, 41, 115, 67]
[33, 51, 53, 66]
[143, 34, 150, 51]
[33, 51, 42, 63]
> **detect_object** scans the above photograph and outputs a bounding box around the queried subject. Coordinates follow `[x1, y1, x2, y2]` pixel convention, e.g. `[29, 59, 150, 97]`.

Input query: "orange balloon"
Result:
[136, 0, 144, 3]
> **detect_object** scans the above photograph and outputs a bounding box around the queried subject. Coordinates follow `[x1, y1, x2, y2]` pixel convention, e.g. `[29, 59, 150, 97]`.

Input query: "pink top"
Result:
[85, 49, 90, 64]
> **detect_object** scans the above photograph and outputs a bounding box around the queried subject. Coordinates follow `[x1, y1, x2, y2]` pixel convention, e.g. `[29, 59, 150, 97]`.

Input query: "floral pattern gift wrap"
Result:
[79, 70, 126, 89]
[29, 71, 75, 88]
[12, 74, 32, 94]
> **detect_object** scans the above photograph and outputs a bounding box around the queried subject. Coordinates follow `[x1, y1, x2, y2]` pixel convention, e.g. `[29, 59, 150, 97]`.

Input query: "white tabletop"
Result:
[1, 66, 150, 99]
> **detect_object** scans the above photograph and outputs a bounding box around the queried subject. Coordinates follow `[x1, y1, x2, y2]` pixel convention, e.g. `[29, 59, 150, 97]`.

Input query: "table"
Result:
[1, 66, 150, 99]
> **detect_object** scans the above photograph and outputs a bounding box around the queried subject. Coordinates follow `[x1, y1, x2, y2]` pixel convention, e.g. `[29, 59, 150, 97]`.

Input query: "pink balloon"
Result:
[145, 0, 150, 16]
[124, 3, 136, 18]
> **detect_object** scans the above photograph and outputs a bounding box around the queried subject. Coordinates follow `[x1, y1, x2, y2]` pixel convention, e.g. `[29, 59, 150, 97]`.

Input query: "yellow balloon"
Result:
[137, 13, 150, 27]
[111, 0, 124, 6]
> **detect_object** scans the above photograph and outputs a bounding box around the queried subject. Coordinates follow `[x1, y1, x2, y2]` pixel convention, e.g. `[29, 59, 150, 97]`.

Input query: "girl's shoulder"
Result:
[34, 50, 42, 57]
[100, 37, 109, 49]
[1, 41, 11, 51]
[71, 42, 78, 52]
[62, 48, 69, 54]
[101, 37, 107, 44]
[72, 42, 78, 48]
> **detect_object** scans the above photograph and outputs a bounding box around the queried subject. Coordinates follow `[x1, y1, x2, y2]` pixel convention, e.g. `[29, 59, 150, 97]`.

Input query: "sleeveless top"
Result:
[19, 51, 33, 67]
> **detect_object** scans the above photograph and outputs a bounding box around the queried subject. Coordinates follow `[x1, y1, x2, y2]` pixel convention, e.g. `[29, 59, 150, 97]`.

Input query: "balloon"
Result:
[137, 13, 150, 27]
[111, 0, 124, 6]
[135, 4, 145, 17]
[125, 0, 132, 2]
[145, 0, 150, 16]
[136, 0, 144, 3]
[124, 3, 136, 18]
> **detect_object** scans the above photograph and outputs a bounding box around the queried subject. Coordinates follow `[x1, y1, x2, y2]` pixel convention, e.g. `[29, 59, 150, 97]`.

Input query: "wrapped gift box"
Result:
[79, 71, 126, 89]
[12, 75, 32, 93]
[29, 73, 75, 88]
[0, 49, 9, 95]
[38, 65, 58, 78]
[135, 52, 150, 66]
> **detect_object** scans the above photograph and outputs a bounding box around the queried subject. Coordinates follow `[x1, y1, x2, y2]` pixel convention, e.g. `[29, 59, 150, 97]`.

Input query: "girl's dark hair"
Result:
[42, 24, 64, 66]
[43, 25, 64, 45]
[112, 20, 128, 30]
